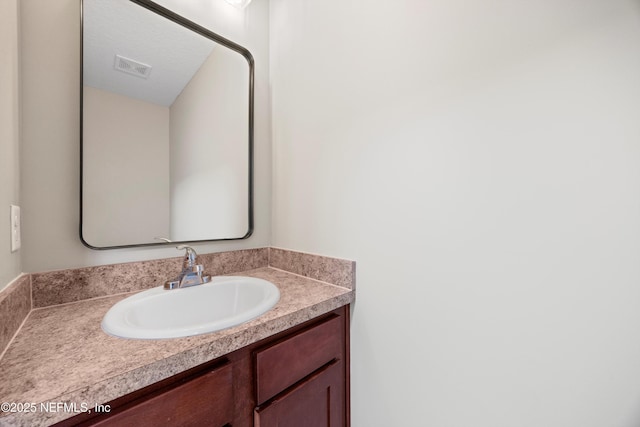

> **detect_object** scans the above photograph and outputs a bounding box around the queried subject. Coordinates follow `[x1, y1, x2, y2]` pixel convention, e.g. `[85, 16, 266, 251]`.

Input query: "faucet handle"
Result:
[176, 245, 197, 269]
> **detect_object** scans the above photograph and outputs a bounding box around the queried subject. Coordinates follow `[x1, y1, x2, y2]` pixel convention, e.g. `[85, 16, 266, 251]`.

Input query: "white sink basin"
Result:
[102, 276, 280, 339]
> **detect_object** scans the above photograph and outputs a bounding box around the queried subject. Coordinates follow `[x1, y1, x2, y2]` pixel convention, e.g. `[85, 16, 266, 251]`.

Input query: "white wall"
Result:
[83, 86, 170, 247]
[20, 0, 270, 272]
[270, 1, 640, 426]
[170, 48, 249, 241]
[0, 0, 22, 290]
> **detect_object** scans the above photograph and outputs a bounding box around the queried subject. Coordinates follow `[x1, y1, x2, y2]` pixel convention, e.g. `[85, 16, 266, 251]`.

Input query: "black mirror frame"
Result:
[79, 0, 255, 250]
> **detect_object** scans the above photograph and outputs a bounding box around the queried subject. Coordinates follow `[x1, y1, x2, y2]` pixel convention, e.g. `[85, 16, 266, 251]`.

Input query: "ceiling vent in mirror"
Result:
[114, 55, 152, 79]
[226, 0, 252, 9]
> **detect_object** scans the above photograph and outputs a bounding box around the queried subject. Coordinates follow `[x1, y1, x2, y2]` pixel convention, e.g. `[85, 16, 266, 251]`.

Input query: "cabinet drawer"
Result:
[88, 363, 233, 427]
[255, 314, 343, 405]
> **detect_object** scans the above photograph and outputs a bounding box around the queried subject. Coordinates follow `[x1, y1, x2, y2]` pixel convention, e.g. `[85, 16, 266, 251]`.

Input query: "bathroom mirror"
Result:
[81, 0, 254, 249]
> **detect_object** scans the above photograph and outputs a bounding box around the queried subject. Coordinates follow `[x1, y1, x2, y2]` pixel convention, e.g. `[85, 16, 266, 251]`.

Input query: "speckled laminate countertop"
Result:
[0, 267, 354, 427]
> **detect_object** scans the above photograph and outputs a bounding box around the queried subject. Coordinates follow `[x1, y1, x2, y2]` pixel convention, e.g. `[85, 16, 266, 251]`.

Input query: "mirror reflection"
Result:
[81, 0, 253, 249]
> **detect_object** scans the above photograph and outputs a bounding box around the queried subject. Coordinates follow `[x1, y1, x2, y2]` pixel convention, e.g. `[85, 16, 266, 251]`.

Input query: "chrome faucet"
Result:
[164, 246, 211, 290]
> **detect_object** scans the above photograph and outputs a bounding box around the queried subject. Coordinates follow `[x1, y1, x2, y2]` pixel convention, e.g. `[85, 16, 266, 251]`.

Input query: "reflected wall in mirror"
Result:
[81, 0, 254, 249]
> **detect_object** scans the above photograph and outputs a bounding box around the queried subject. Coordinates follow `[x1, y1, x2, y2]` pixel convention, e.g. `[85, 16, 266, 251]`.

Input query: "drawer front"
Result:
[255, 314, 343, 405]
[89, 363, 233, 427]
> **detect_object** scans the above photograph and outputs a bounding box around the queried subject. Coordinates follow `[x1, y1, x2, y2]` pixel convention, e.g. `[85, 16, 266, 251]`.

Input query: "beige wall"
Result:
[20, 0, 271, 271]
[270, 0, 640, 425]
[82, 86, 170, 247]
[0, 0, 22, 290]
[170, 47, 249, 241]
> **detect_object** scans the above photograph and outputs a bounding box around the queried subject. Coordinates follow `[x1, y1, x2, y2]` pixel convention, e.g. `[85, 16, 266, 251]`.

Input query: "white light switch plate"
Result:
[10, 205, 20, 253]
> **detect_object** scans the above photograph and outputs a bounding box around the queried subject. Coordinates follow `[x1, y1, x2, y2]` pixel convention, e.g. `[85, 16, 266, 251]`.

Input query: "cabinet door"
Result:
[87, 363, 233, 427]
[254, 361, 344, 427]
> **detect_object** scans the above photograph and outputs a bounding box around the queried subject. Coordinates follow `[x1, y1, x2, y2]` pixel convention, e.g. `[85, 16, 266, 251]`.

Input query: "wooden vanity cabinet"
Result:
[57, 305, 349, 427]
